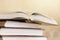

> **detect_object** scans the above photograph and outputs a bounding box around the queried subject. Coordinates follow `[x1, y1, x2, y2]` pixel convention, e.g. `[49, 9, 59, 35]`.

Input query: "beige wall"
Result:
[0, 0, 23, 13]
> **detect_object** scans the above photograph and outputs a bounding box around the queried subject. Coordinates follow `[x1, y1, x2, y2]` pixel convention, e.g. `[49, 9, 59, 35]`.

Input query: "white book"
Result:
[4, 21, 40, 28]
[2, 37, 47, 40]
[0, 28, 43, 36]
[0, 12, 58, 25]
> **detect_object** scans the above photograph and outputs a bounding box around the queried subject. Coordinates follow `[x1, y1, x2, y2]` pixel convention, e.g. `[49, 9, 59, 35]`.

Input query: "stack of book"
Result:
[0, 11, 57, 40]
[0, 21, 47, 40]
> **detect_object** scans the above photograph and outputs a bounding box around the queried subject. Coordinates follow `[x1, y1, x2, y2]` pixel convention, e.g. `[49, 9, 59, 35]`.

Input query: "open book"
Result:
[0, 12, 58, 25]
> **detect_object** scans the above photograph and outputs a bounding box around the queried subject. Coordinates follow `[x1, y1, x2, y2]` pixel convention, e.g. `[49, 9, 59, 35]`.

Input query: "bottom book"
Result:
[2, 37, 47, 40]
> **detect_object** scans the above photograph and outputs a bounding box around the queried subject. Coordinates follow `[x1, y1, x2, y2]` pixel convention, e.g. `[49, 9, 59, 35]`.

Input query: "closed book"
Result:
[0, 28, 43, 36]
[0, 21, 40, 29]
[2, 37, 47, 40]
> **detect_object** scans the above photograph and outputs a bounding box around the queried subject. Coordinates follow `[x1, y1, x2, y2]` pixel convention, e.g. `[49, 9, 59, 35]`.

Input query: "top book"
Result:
[0, 11, 58, 25]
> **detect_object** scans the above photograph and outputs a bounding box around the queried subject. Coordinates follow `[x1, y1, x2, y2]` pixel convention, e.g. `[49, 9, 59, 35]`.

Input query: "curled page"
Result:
[30, 13, 58, 25]
[0, 12, 29, 20]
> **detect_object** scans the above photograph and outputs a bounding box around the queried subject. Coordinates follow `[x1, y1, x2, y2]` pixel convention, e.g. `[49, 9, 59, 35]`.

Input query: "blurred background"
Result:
[0, 0, 60, 40]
